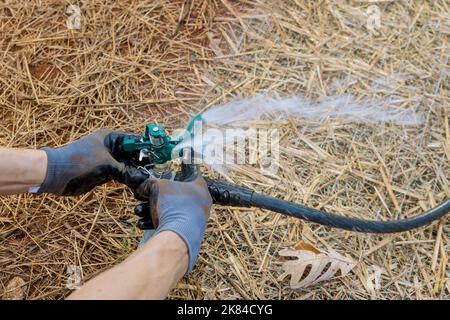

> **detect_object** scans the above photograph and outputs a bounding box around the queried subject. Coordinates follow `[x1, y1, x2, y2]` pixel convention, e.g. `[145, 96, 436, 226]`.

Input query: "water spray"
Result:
[122, 112, 449, 234]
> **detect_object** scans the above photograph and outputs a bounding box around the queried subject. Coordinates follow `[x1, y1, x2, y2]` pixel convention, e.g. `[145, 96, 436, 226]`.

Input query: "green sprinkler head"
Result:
[122, 114, 203, 165]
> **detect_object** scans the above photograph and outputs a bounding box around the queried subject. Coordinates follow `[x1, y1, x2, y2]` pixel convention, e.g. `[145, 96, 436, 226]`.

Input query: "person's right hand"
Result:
[134, 163, 212, 274]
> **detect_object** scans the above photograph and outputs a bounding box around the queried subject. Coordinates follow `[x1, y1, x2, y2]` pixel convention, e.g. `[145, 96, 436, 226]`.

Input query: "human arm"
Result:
[68, 162, 212, 299]
[0, 148, 47, 194]
[67, 231, 188, 300]
[0, 129, 147, 196]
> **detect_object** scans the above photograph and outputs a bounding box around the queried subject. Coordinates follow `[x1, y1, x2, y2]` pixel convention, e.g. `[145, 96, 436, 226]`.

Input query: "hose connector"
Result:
[205, 178, 254, 207]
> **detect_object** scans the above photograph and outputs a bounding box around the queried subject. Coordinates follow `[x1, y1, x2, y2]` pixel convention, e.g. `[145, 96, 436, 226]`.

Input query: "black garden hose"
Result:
[206, 178, 450, 233]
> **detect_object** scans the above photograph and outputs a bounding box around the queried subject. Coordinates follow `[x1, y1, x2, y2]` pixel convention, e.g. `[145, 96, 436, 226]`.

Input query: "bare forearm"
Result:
[68, 231, 188, 300]
[0, 147, 47, 194]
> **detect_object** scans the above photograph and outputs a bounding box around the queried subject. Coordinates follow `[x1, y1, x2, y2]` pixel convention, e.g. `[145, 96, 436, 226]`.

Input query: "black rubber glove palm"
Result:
[38, 129, 147, 196]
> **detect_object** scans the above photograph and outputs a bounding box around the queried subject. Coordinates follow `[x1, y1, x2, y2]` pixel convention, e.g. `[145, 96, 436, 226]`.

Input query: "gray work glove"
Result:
[134, 162, 212, 273]
[38, 129, 147, 196]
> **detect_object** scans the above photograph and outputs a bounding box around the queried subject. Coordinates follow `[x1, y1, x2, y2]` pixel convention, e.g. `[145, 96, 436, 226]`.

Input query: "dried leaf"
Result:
[3, 276, 26, 300]
[278, 242, 356, 289]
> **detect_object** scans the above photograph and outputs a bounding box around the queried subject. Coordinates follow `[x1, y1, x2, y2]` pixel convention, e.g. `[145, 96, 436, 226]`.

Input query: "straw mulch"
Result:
[0, 0, 448, 299]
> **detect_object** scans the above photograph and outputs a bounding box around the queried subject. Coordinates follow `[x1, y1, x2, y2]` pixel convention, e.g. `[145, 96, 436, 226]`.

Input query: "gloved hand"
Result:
[38, 129, 147, 196]
[134, 162, 212, 274]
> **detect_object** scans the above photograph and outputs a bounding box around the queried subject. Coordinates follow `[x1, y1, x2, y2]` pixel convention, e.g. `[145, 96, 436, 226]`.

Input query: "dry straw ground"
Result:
[0, 0, 449, 299]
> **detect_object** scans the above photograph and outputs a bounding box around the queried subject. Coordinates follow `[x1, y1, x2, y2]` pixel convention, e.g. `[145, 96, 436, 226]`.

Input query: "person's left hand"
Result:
[38, 129, 147, 196]
[134, 161, 212, 274]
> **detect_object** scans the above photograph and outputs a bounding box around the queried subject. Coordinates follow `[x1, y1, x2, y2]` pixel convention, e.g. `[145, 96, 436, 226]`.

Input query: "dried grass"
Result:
[0, 0, 449, 299]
